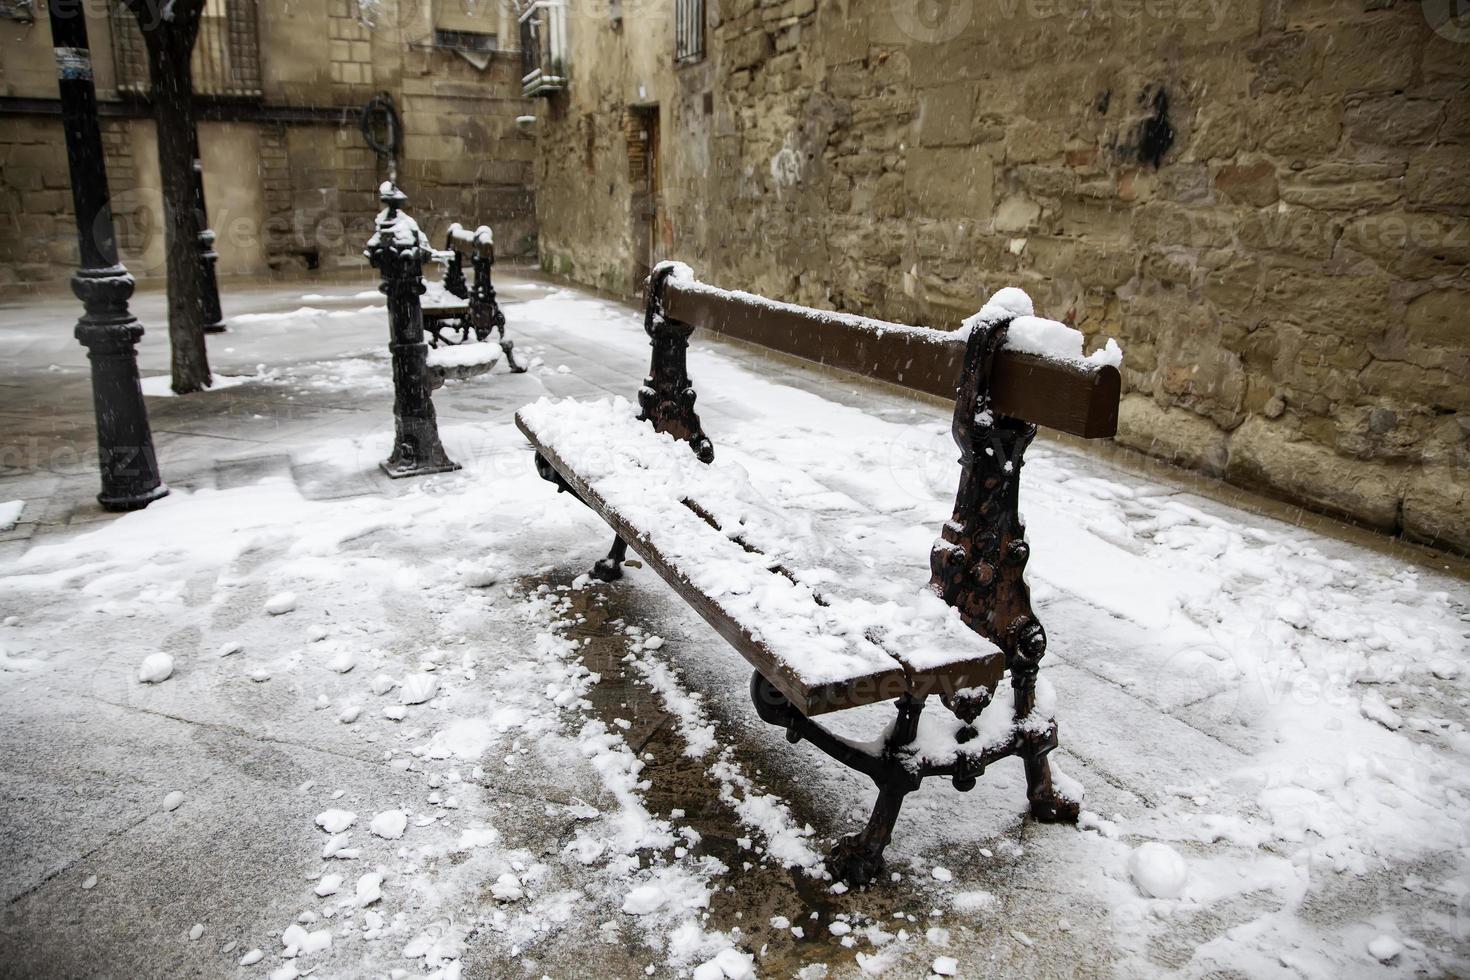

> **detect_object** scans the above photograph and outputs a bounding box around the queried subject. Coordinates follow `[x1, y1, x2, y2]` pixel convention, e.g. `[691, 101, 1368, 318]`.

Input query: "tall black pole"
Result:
[48, 0, 167, 511]
[365, 184, 459, 479]
[190, 125, 225, 334]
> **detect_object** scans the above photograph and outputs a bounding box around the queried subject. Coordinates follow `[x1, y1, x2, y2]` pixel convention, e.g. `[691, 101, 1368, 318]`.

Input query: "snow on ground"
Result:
[1, 278, 1467, 978]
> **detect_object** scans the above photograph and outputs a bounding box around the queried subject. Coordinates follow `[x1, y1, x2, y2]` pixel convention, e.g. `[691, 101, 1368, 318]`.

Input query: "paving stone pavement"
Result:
[1, 272, 1466, 979]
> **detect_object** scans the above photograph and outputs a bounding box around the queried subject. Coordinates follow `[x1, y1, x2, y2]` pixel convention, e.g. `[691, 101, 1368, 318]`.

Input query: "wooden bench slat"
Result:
[517, 405, 1005, 716]
[663, 279, 1121, 439]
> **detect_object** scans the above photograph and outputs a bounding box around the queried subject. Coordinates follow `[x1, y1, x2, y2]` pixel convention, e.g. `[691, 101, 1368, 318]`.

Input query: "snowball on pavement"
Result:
[1128, 842, 1188, 899]
[137, 652, 174, 684]
[1367, 936, 1402, 963]
[933, 956, 959, 976]
[264, 591, 297, 615]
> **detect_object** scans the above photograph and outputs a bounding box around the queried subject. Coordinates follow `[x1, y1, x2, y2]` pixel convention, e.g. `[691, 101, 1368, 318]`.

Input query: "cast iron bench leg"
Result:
[499, 336, 527, 373]
[1013, 662, 1080, 823]
[750, 670, 923, 886]
[591, 535, 628, 582]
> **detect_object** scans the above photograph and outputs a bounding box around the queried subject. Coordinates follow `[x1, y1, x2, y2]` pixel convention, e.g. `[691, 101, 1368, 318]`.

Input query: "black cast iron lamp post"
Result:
[365, 183, 459, 478]
[48, 0, 167, 511]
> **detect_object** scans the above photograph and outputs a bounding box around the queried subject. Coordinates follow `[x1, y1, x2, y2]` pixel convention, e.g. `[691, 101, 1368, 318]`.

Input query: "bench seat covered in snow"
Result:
[518, 399, 1006, 717]
[518, 262, 1122, 884]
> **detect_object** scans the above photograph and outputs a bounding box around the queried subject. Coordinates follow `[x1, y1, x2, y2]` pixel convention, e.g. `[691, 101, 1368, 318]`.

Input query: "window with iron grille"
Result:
[110, 0, 262, 99]
[519, 0, 568, 97]
[674, 0, 703, 65]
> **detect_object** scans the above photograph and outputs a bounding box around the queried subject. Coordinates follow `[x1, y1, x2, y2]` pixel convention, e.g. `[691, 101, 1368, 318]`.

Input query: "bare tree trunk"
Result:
[137, 6, 212, 394]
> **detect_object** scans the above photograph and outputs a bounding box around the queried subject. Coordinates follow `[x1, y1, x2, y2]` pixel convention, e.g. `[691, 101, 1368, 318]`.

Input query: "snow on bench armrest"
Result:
[517, 396, 1002, 695]
[965, 287, 1123, 369]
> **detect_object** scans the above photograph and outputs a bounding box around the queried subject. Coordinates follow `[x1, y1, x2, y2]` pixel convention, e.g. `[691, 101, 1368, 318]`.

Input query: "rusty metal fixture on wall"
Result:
[364, 183, 460, 479]
[360, 92, 401, 185]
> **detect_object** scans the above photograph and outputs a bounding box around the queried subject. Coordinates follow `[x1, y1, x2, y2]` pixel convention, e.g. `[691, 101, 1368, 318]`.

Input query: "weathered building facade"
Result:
[531, 0, 1470, 554]
[1, 0, 535, 283]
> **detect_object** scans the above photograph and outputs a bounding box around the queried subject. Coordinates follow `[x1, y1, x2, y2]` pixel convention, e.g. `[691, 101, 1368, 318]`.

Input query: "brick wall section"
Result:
[533, 0, 1470, 555]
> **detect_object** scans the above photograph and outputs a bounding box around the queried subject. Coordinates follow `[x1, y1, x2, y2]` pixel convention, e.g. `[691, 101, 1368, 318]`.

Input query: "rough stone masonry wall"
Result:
[534, 0, 1470, 555]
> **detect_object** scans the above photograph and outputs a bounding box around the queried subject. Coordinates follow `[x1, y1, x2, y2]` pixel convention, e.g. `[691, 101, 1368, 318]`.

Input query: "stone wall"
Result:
[532, 0, 1470, 555]
[0, 0, 535, 284]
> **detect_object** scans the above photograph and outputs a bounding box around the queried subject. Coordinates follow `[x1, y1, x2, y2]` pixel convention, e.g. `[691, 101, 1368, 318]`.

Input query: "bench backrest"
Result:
[639, 265, 1123, 711]
[660, 277, 1120, 440]
[440, 223, 498, 311]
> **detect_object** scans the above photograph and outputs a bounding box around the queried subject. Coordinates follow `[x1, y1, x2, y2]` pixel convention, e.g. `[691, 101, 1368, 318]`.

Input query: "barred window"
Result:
[110, 0, 262, 99]
[674, 0, 703, 65]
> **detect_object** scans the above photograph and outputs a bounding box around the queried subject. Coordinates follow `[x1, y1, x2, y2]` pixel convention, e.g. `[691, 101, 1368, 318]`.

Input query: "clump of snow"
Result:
[264, 591, 297, 615]
[369, 810, 407, 840]
[313, 873, 342, 897]
[973, 286, 1034, 324]
[400, 673, 438, 705]
[490, 872, 523, 901]
[137, 652, 174, 684]
[1358, 691, 1402, 731]
[355, 871, 384, 906]
[314, 809, 356, 834]
[958, 288, 1123, 368]
[693, 947, 755, 979]
[0, 500, 24, 531]
[161, 791, 184, 812]
[621, 883, 666, 915]
[654, 259, 695, 282]
[1128, 842, 1188, 899]
[1367, 935, 1402, 963]
[932, 955, 959, 977]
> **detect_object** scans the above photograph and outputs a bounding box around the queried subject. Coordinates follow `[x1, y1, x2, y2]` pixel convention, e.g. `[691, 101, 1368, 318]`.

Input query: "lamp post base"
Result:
[99, 481, 170, 512]
[380, 458, 461, 480]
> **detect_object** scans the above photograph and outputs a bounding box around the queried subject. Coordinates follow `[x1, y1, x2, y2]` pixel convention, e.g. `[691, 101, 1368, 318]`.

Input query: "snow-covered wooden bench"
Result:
[420, 223, 526, 375]
[517, 263, 1122, 884]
